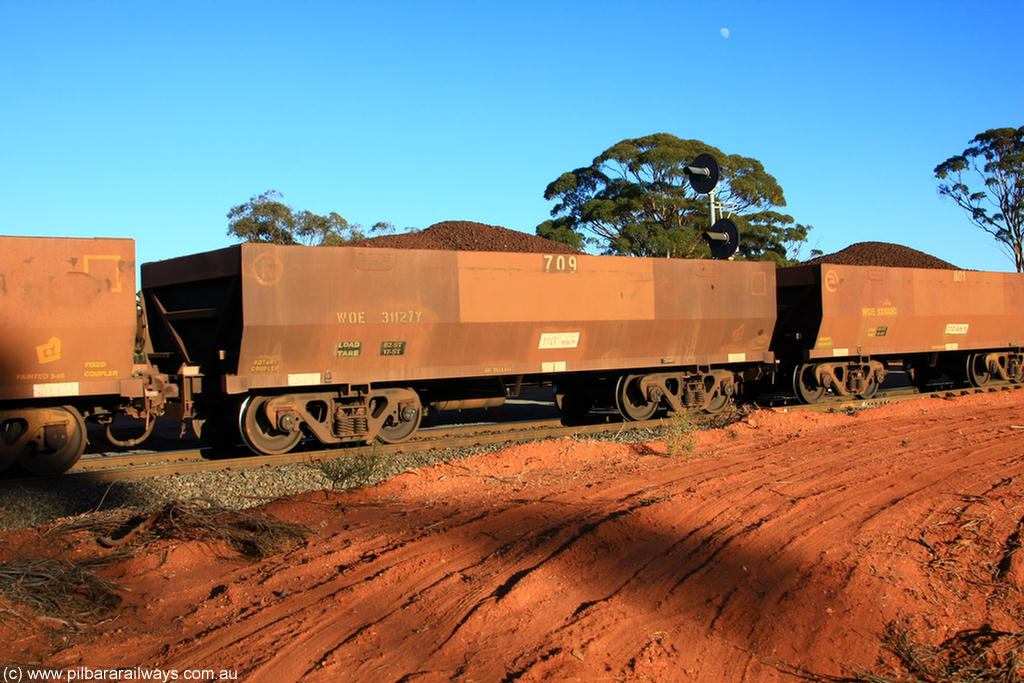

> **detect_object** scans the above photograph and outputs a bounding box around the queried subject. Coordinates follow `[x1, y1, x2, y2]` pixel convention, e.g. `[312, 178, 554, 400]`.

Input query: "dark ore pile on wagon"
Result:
[349, 220, 580, 254]
[803, 241, 958, 269]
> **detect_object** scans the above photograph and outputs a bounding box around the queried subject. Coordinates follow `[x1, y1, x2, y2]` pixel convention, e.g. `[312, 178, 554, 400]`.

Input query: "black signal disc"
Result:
[688, 153, 720, 194]
[706, 218, 739, 260]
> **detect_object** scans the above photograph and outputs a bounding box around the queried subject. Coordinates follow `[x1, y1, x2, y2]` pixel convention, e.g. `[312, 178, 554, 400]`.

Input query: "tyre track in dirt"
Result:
[8, 391, 1024, 682]
[196, 408, 1021, 678]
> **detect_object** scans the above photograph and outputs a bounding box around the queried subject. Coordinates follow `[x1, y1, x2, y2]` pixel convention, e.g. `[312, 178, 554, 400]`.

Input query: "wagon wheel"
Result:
[704, 377, 731, 414]
[792, 364, 826, 404]
[704, 389, 731, 414]
[15, 406, 88, 476]
[615, 375, 659, 421]
[239, 395, 302, 455]
[856, 376, 879, 399]
[966, 353, 991, 387]
[377, 395, 422, 444]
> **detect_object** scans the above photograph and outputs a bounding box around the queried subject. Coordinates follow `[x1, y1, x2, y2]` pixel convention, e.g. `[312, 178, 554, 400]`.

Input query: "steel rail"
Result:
[10, 416, 656, 484]
[71, 417, 568, 472]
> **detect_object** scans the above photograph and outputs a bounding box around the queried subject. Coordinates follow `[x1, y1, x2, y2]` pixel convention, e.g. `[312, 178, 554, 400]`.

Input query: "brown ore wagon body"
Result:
[774, 263, 1024, 401]
[0, 236, 139, 473]
[142, 244, 776, 452]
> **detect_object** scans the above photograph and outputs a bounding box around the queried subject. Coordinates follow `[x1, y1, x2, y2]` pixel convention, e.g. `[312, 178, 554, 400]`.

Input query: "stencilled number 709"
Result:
[543, 254, 578, 273]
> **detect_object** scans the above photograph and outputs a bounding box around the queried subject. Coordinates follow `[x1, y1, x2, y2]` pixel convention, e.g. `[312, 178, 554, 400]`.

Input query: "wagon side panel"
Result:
[808, 266, 1024, 359]
[227, 246, 775, 393]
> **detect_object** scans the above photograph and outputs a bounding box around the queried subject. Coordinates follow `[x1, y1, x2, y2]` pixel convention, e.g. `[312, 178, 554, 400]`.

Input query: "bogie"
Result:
[231, 387, 423, 456]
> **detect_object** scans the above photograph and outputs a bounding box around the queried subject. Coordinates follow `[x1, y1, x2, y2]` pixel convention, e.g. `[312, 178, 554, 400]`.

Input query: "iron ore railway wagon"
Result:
[3, 236, 1024, 476]
[772, 263, 1024, 401]
[141, 243, 777, 455]
[0, 236, 174, 475]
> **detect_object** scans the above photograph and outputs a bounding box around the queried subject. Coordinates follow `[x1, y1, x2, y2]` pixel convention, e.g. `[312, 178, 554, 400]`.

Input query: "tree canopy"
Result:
[536, 134, 810, 262]
[227, 191, 392, 246]
[934, 126, 1024, 272]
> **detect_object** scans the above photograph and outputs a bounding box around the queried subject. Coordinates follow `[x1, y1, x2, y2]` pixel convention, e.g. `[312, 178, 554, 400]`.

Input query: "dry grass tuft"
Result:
[310, 446, 390, 489]
[0, 557, 121, 625]
[855, 621, 1024, 683]
[58, 499, 311, 560]
[773, 621, 1024, 682]
[662, 412, 697, 456]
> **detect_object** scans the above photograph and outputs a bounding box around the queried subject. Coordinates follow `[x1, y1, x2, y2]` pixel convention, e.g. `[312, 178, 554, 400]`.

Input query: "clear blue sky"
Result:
[2, 0, 1022, 271]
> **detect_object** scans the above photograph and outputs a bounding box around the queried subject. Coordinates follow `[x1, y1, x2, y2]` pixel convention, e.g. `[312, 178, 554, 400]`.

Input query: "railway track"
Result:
[7, 416, 648, 485]
[4, 382, 1019, 486]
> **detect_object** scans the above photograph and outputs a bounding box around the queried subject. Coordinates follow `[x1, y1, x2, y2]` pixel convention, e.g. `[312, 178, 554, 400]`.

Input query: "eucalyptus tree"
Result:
[537, 134, 810, 262]
[227, 191, 372, 246]
[935, 126, 1024, 272]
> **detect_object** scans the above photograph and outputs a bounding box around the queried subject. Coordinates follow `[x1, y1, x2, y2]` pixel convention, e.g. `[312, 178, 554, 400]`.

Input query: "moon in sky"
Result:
[721, 27, 730, 39]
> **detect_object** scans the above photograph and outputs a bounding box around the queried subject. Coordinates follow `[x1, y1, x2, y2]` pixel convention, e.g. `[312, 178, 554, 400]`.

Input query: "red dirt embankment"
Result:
[4, 391, 1024, 681]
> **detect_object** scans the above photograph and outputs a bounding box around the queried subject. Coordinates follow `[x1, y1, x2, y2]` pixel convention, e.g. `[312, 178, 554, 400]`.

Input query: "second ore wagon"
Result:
[773, 263, 1024, 401]
[142, 244, 776, 454]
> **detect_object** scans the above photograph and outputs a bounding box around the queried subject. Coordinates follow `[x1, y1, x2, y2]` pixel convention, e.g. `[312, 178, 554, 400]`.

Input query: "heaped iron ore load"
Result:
[772, 264, 1024, 401]
[141, 244, 776, 453]
[349, 220, 581, 254]
[804, 241, 958, 269]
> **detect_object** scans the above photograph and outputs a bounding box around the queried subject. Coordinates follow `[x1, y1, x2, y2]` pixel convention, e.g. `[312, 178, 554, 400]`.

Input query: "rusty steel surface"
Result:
[142, 245, 776, 394]
[0, 236, 137, 402]
[775, 264, 1024, 361]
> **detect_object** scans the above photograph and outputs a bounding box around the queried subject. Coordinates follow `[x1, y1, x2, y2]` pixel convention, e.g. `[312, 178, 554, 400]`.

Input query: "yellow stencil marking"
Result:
[36, 337, 62, 364]
[84, 254, 123, 292]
